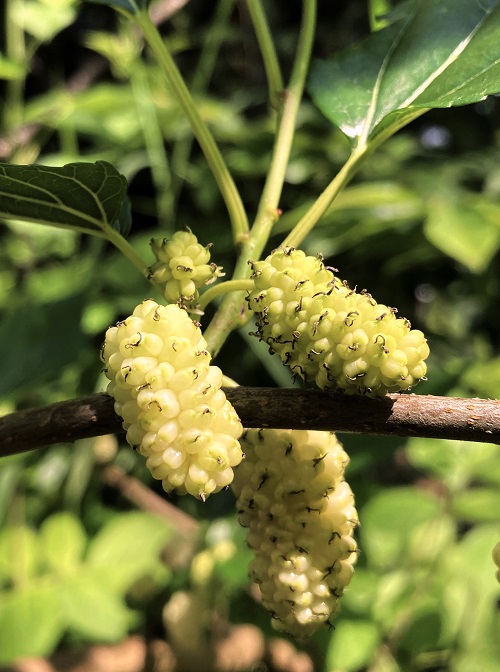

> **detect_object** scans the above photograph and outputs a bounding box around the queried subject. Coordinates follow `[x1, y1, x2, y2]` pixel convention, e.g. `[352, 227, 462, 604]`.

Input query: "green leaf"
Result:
[445, 525, 500, 649]
[0, 585, 64, 663]
[39, 513, 87, 574]
[340, 568, 379, 616]
[84, 0, 150, 13]
[0, 161, 128, 237]
[462, 355, 500, 399]
[87, 512, 172, 593]
[407, 438, 499, 489]
[0, 294, 87, 396]
[12, 0, 78, 43]
[61, 573, 132, 641]
[360, 487, 440, 569]
[0, 527, 40, 584]
[452, 488, 500, 522]
[424, 194, 500, 273]
[326, 620, 380, 671]
[398, 605, 443, 654]
[374, 569, 418, 631]
[309, 0, 500, 146]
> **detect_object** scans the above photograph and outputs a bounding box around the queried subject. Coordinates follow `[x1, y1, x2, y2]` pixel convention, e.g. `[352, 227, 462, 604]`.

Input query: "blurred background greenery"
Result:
[0, 1, 499, 670]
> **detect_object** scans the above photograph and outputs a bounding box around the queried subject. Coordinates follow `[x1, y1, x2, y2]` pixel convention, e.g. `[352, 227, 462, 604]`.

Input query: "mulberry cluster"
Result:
[247, 247, 430, 397]
[493, 542, 500, 583]
[232, 429, 358, 637]
[101, 300, 243, 500]
[148, 229, 224, 307]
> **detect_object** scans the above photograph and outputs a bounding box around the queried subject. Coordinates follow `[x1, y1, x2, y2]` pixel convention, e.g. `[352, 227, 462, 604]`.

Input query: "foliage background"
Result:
[0, 0, 499, 670]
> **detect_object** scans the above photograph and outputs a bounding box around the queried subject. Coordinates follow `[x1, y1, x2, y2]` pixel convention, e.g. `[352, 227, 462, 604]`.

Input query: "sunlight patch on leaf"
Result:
[309, 0, 500, 146]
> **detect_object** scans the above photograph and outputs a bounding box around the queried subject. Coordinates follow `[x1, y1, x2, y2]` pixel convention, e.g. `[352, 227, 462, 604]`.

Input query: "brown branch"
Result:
[101, 464, 199, 537]
[0, 389, 498, 458]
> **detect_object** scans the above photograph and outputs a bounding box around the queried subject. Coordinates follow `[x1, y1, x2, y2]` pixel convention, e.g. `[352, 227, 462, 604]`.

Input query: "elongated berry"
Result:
[148, 229, 223, 306]
[102, 300, 243, 500]
[247, 247, 429, 397]
[232, 429, 358, 637]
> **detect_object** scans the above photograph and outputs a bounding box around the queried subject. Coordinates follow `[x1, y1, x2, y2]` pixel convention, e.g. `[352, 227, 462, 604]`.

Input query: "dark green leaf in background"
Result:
[0, 295, 87, 397]
[309, 0, 500, 145]
[0, 161, 128, 237]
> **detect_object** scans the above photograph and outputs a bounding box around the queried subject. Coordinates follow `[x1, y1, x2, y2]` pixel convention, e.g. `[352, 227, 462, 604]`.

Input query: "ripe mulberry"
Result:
[102, 300, 243, 500]
[247, 247, 429, 397]
[232, 428, 358, 637]
[148, 229, 223, 307]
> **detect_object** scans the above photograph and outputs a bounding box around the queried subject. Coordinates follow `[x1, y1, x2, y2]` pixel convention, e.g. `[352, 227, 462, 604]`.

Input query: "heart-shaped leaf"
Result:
[0, 160, 130, 237]
[309, 0, 500, 147]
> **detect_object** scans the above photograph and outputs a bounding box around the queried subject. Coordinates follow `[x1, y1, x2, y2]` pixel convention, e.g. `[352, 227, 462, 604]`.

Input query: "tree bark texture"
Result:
[0, 389, 498, 458]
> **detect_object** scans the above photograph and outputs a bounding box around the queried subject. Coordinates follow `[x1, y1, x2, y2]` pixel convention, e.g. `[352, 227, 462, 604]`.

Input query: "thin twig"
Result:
[102, 464, 199, 537]
[0, 389, 498, 459]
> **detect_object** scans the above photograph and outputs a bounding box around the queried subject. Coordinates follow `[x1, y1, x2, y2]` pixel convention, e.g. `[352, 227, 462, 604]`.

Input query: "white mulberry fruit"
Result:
[247, 247, 429, 397]
[148, 229, 223, 306]
[102, 300, 243, 500]
[232, 429, 358, 637]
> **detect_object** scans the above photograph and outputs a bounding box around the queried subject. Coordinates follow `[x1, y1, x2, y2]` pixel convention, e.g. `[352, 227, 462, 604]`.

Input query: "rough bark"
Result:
[0, 389, 498, 458]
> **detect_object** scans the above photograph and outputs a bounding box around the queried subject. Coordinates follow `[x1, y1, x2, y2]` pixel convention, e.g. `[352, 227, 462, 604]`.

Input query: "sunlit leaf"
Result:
[309, 0, 500, 146]
[87, 512, 172, 592]
[39, 513, 87, 573]
[61, 574, 132, 641]
[452, 488, 500, 522]
[462, 356, 500, 399]
[326, 620, 380, 671]
[11, 0, 77, 43]
[0, 527, 40, 584]
[407, 438, 499, 488]
[0, 586, 63, 663]
[445, 525, 500, 650]
[424, 194, 500, 273]
[0, 161, 130, 237]
[360, 487, 440, 569]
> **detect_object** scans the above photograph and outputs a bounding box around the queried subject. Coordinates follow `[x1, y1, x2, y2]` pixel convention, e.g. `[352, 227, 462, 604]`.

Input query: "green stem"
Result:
[282, 146, 367, 248]
[281, 108, 428, 248]
[130, 62, 174, 232]
[171, 0, 234, 212]
[199, 278, 254, 312]
[133, 9, 249, 242]
[105, 226, 162, 292]
[4, 0, 26, 131]
[246, 0, 284, 109]
[203, 0, 317, 356]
